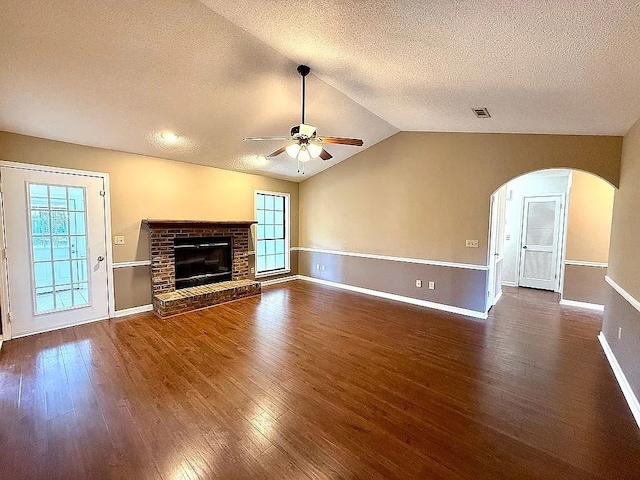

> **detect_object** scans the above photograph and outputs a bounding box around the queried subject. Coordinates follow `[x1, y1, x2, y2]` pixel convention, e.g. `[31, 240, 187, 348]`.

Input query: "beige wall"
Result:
[608, 118, 640, 299]
[603, 116, 640, 400]
[0, 132, 299, 263]
[566, 170, 614, 263]
[300, 132, 621, 266]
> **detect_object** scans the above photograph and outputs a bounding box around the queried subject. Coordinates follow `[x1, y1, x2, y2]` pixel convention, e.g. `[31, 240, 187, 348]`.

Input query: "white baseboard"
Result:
[502, 281, 518, 287]
[259, 275, 300, 287]
[113, 304, 154, 318]
[598, 332, 640, 429]
[298, 275, 488, 320]
[559, 299, 605, 312]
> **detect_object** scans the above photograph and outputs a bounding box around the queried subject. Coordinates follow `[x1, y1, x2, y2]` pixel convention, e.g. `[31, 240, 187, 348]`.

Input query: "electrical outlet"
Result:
[316, 264, 320, 270]
[321, 265, 326, 271]
[415, 280, 422, 288]
[619, 327, 622, 340]
[465, 239, 479, 248]
[114, 235, 125, 245]
[250, 267, 255, 274]
[428, 281, 435, 290]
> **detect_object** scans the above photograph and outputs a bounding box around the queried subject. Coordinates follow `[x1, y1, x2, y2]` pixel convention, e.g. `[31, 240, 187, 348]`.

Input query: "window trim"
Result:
[254, 190, 290, 277]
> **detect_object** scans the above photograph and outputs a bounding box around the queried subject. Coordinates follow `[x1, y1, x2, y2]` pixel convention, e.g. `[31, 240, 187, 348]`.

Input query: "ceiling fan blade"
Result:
[317, 136, 364, 146]
[243, 136, 293, 142]
[319, 149, 333, 161]
[267, 146, 287, 157]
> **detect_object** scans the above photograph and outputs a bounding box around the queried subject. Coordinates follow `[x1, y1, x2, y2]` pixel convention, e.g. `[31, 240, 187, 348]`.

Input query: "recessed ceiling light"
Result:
[160, 131, 179, 142]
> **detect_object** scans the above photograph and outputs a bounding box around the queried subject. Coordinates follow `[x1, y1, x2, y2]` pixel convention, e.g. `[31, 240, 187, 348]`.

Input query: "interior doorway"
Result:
[0, 162, 114, 339]
[488, 169, 615, 310]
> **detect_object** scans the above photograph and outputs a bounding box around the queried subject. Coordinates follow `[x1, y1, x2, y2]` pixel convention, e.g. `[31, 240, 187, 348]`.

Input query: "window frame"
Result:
[254, 190, 290, 278]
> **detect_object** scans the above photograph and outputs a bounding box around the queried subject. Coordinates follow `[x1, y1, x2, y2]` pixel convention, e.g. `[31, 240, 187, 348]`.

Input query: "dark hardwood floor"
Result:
[1, 281, 639, 479]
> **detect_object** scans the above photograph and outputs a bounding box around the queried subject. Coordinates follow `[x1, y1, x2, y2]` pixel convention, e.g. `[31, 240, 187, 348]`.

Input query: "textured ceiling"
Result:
[0, 0, 397, 181]
[1, 1, 639, 183]
[203, 0, 640, 135]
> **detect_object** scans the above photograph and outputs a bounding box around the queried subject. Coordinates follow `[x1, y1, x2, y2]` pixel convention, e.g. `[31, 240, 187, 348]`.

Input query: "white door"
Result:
[1, 166, 110, 337]
[518, 195, 564, 291]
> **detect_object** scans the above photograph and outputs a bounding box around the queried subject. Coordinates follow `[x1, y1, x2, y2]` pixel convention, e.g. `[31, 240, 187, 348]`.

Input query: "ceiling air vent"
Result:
[472, 107, 491, 118]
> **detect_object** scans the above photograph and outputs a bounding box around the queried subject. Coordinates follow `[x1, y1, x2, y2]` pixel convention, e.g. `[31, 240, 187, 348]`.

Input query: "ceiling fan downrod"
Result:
[297, 65, 310, 125]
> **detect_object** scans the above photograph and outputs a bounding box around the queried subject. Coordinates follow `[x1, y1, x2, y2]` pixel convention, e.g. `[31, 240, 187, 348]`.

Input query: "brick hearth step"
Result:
[153, 279, 261, 318]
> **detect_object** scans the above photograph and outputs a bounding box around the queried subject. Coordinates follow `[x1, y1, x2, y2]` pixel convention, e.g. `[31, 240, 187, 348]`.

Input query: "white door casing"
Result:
[1, 164, 113, 338]
[518, 195, 564, 291]
[487, 189, 506, 311]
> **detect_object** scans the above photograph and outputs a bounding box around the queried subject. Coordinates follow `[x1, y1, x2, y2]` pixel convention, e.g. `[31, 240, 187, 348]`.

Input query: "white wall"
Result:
[502, 170, 571, 285]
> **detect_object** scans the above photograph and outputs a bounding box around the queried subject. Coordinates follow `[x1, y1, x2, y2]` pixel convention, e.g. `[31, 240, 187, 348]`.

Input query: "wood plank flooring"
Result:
[1, 281, 639, 479]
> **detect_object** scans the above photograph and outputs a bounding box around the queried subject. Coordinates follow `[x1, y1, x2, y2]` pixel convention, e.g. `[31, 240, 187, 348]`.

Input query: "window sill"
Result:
[255, 269, 291, 279]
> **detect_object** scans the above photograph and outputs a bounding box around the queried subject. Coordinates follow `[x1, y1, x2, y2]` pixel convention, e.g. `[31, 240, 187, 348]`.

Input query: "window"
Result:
[255, 191, 289, 275]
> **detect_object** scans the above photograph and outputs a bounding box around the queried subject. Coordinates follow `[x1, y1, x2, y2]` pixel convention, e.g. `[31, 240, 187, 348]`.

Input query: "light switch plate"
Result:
[465, 239, 479, 248]
[114, 235, 125, 245]
[415, 280, 422, 288]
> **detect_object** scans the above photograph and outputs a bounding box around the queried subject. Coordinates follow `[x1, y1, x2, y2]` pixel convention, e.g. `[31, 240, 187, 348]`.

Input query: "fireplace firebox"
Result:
[174, 236, 232, 289]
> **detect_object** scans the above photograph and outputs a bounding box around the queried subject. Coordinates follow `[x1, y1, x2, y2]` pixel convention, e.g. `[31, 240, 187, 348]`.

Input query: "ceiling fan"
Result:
[243, 65, 364, 170]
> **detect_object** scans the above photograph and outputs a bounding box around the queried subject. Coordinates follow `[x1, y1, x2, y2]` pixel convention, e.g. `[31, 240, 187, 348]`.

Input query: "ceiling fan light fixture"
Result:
[285, 143, 301, 158]
[307, 142, 323, 158]
[297, 147, 311, 163]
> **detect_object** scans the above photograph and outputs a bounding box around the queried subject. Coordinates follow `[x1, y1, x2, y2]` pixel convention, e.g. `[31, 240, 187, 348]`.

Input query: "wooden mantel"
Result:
[142, 219, 257, 229]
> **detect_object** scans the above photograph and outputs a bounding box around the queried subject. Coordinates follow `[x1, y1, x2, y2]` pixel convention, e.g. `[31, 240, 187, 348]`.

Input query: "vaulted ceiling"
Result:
[1, 1, 639, 181]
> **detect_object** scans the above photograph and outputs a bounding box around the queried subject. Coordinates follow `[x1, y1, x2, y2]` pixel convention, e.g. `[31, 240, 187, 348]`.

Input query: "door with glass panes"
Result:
[1, 165, 110, 337]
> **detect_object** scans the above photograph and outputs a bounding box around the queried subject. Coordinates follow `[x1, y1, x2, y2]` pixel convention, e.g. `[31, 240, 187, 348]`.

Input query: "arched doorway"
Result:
[487, 169, 615, 310]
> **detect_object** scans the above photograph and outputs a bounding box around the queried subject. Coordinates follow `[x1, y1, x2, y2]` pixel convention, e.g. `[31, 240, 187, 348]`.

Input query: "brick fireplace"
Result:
[142, 219, 260, 317]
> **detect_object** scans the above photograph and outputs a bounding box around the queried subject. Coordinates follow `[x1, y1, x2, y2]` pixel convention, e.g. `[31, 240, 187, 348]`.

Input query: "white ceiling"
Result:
[1, 1, 639, 182]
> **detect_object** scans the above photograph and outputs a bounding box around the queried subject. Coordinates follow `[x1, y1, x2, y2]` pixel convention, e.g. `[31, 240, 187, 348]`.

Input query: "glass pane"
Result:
[274, 225, 284, 238]
[265, 195, 274, 210]
[31, 211, 50, 235]
[256, 194, 264, 209]
[53, 260, 71, 286]
[274, 211, 284, 225]
[275, 254, 285, 269]
[257, 224, 265, 240]
[67, 187, 85, 211]
[71, 236, 87, 259]
[55, 286, 73, 309]
[35, 287, 55, 312]
[257, 256, 266, 272]
[49, 186, 68, 210]
[72, 284, 89, 307]
[32, 237, 52, 261]
[266, 255, 276, 270]
[69, 212, 86, 235]
[52, 236, 70, 260]
[34, 262, 53, 288]
[266, 240, 275, 255]
[29, 184, 49, 209]
[274, 196, 284, 211]
[72, 260, 88, 283]
[257, 240, 266, 256]
[265, 225, 275, 239]
[50, 211, 69, 234]
[275, 240, 285, 254]
[265, 210, 274, 225]
[257, 210, 265, 225]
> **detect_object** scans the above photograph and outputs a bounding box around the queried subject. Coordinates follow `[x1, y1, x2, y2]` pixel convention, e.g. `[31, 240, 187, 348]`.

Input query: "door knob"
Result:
[97, 255, 105, 262]
[522, 246, 528, 249]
